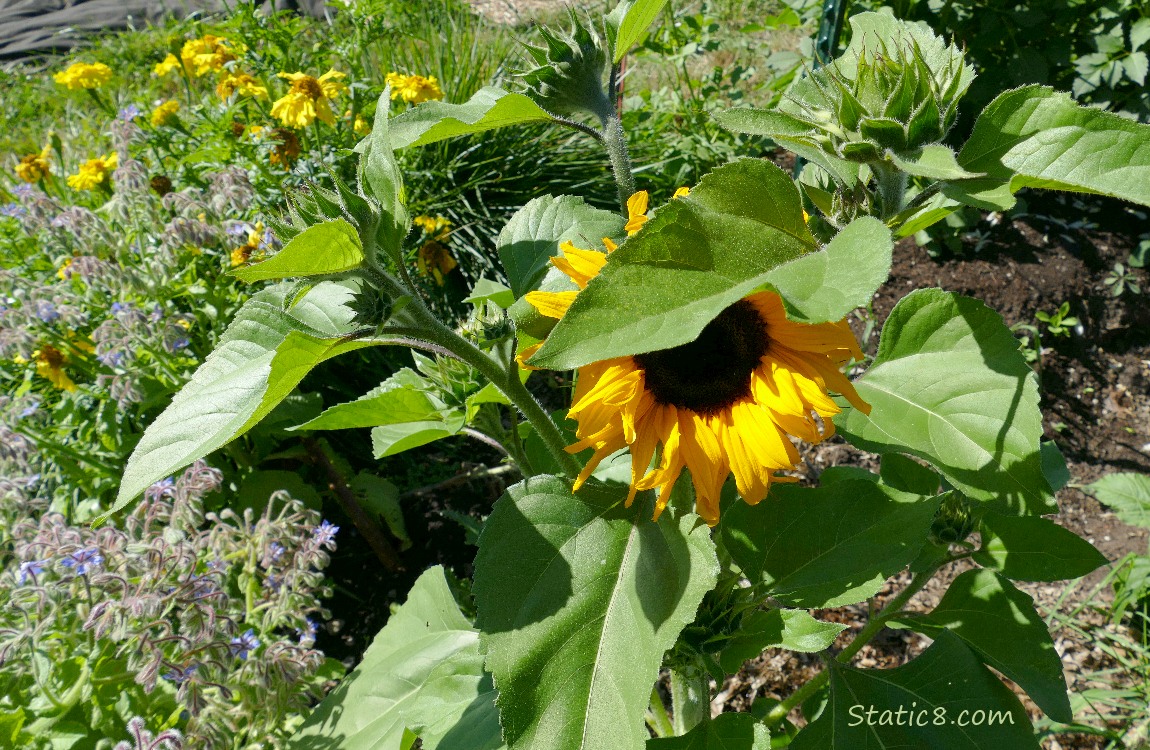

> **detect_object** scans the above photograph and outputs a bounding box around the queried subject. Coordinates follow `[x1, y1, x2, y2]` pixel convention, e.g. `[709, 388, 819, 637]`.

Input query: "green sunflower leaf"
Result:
[231, 218, 365, 282]
[358, 90, 410, 264]
[958, 85, 1150, 207]
[1084, 472, 1150, 529]
[531, 158, 816, 370]
[835, 289, 1055, 515]
[108, 282, 373, 522]
[790, 632, 1039, 750]
[765, 216, 892, 323]
[291, 368, 441, 431]
[972, 513, 1106, 582]
[497, 194, 624, 298]
[607, 0, 671, 62]
[714, 108, 861, 187]
[720, 609, 847, 673]
[887, 145, 983, 180]
[371, 415, 466, 458]
[893, 569, 1071, 722]
[721, 480, 940, 608]
[290, 566, 505, 750]
[474, 476, 718, 750]
[646, 712, 770, 749]
[389, 86, 555, 149]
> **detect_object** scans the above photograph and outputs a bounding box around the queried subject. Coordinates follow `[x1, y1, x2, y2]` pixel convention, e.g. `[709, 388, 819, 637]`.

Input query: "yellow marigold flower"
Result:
[416, 241, 457, 285]
[217, 71, 268, 101]
[15, 144, 51, 182]
[521, 231, 871, 526]
[230, 222, 267, 266]
[53, 62, 113, 90]
[34, 346, 77, 392]
[180, 35, 237, 77]
[150, 100, 180, 127]
[67, 152, 118, 191]
[413, 214, 452, 242]
[154, 53, 180, 77]
[271, 70, 347, 129]
[57, 258, 74, 280]
[385, 72, 444, 104]
[354, 115, 370, 135]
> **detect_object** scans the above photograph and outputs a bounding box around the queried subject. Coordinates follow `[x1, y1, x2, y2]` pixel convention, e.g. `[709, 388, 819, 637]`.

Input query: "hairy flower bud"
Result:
[520, 10, 612, 121]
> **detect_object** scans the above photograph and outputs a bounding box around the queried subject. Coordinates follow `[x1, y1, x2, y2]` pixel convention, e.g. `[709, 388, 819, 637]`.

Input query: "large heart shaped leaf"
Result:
[721, 480, 940, 608]
[531, 158, 816, 370]
[835, 289, 1055, 515]
[972, 513, 1106, 582]
[791, 632, 1039, 749]
[290, 566, 504, 750]
[110, 282, 371, 519]
[894, 569, 1072, 722]
[498, 195, 624, 298]
[764, 215, 892, 323]
[959, 85, 1150, 207]
[473, 476, 718, 750]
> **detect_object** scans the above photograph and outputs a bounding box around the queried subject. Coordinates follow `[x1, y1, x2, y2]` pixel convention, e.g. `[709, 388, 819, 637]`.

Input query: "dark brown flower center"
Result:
[633, 299, 769, 415]
[292, 76, 324, 100]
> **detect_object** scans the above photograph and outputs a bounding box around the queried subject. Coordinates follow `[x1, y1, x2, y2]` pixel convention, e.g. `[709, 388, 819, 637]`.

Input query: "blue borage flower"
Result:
[61, 547, 104, 575]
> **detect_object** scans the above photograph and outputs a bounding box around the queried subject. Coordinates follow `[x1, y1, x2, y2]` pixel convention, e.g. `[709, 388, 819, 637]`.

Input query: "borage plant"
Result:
[110, 3, 1150, 748]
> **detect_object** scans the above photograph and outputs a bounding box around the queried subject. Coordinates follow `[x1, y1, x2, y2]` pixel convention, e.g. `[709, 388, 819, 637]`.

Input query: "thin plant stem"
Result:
[763, 562, 943, 727]
[372, 271, 580, 479]
[648, 685, 676, 738]
[670, 663, 711, 734]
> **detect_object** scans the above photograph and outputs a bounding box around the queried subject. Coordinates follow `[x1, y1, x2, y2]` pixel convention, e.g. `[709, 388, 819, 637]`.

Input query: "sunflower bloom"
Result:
[34, 346, 77, 392]
[154, 53, 180, 77]
[180, 35, 237, 77]
[150, 100, 180, 127]
[385, 72, 444, 104]
[271, 70, 347, 129]
[67, 153, 118, 191]
[53, 62, 112, 90]
[15, 144, 52, 182]
[522, 197, 870, 525]
[217, 71, 268, 101]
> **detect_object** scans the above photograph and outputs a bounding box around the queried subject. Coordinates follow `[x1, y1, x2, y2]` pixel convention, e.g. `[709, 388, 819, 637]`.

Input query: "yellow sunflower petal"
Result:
[550, 242, 608, 289]
[524, 290, 578, 320]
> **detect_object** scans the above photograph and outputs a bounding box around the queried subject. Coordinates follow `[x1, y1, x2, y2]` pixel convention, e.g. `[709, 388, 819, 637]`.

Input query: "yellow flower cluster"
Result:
[154, 53, 180, 77]
[270, 70, 347, 129]
[53, 62, 112, 90]
[15, 145, 51, 182]
[385, 72, 444, 104]
[230, 222, 267, 267]
[413, 215, 456, 285]
[150, 100, 180, 127]
[67, 153, 118, 191]
[34, 346, 76, 392]
[216, 71, 268, 101]
[180, 35, 238, 77]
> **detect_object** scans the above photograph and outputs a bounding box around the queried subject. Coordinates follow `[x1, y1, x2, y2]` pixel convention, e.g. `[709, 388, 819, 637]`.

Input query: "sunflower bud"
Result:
[930, 491, 977, 545]
[521, 10, 611, 121]
[276, 173, 383, 259]
[785, 13, 974, 162]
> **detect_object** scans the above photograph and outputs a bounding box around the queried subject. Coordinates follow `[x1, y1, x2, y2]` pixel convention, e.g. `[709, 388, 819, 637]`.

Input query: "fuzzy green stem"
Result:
[872, 161, 909, 220]
[670, 665, 710, 735]
[764, 563, 942, 727]
[380, 276, 580, 480]
[648, 685, 676, 738]
[602, 114, 636, 212]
